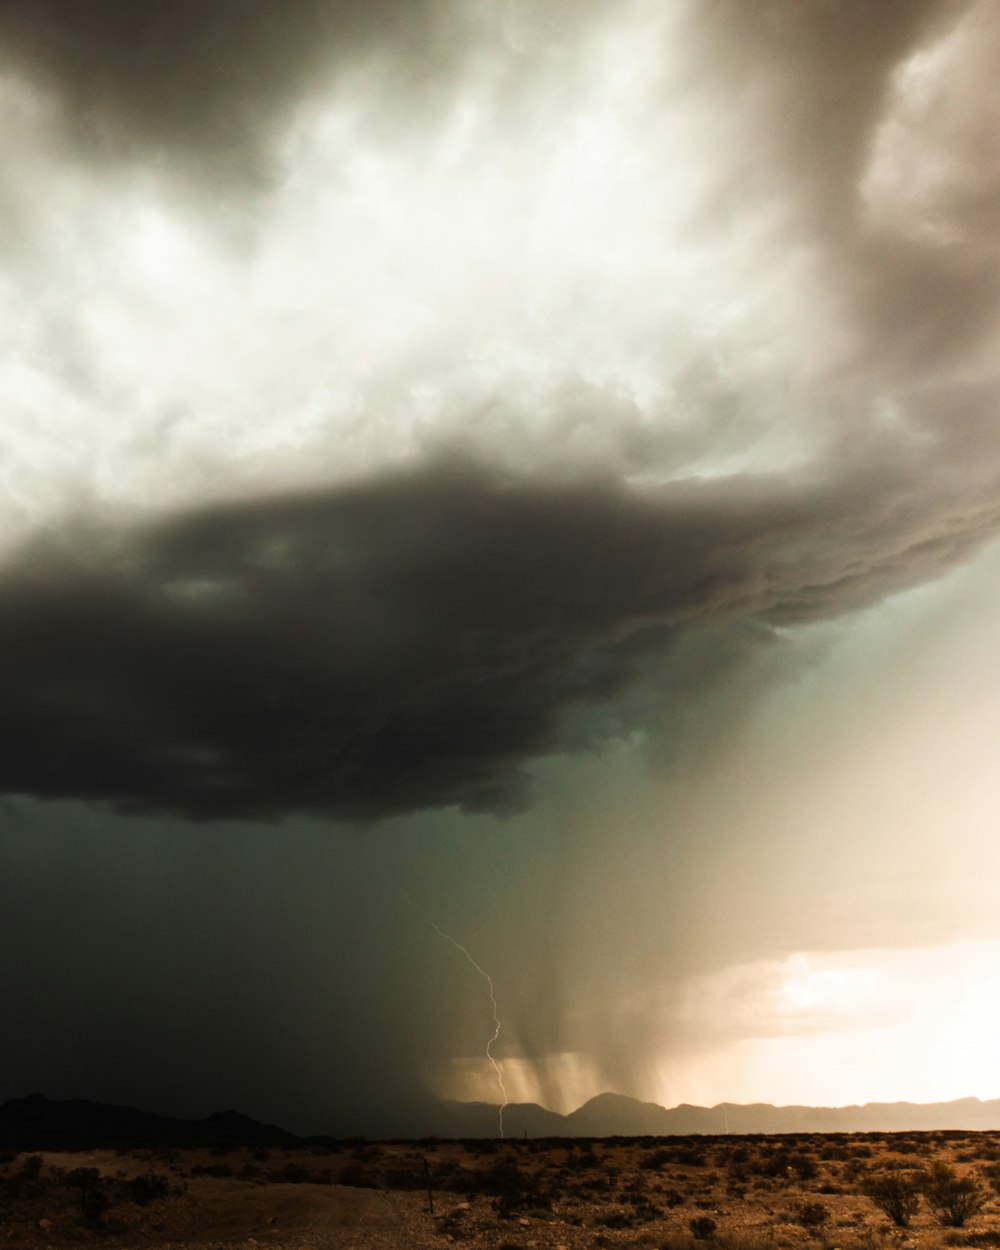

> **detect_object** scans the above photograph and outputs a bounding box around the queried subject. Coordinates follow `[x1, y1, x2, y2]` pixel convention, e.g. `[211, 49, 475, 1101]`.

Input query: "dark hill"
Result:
[0, 1092, 295, 1149]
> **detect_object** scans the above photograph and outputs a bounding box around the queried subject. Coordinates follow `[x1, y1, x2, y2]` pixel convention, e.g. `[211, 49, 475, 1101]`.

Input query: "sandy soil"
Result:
[3, 1131, 1000, 1250]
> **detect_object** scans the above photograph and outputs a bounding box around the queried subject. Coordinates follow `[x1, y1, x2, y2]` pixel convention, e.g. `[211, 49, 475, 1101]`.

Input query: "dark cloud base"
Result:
[1, 1, 997, 825]
[0, 0, 449, 174]
[3, 452, 996, 823]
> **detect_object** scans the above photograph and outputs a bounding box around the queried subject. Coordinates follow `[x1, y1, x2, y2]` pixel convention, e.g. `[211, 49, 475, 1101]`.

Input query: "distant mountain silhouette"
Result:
[430, 1092, 1000, 1138]
[6, 1090, 1000, 1146]
[0, 1093, 295, 1149]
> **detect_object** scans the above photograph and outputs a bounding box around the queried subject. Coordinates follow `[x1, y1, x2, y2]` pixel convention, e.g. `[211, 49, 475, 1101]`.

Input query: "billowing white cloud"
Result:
[653, 939, 1000, 1109]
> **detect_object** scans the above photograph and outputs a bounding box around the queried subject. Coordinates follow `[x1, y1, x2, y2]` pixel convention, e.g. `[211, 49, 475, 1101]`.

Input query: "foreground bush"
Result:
[924, 1161, 986, 1227]
[862, 1169, 923, 1227]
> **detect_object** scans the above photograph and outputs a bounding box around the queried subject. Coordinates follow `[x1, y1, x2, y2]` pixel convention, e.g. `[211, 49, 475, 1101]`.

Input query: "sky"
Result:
[3, 0, 1000, 1138]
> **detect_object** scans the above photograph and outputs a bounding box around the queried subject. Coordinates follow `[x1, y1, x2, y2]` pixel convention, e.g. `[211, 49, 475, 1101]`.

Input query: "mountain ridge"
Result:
[0, 1092, 296, 1149]
[430, 1092, 1000, 1138]
[5, 1090, 1000, 1146]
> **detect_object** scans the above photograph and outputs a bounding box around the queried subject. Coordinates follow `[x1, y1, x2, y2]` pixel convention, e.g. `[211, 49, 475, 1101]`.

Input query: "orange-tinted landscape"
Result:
[6, 1131, 1000, 1250]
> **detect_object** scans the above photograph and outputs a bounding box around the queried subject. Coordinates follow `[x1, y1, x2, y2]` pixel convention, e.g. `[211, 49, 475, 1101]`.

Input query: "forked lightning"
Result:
[414, 907, 509, 1139]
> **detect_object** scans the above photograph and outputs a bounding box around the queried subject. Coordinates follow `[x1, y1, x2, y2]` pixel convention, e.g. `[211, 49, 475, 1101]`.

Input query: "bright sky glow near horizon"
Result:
[3, 0, 1000, 1136]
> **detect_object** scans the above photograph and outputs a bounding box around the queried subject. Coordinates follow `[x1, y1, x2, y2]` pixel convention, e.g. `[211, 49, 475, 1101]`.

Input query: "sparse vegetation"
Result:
[4, 1130, 1000, 1247]
[924, 1160, 987, 1226]
[793, 1199, 830, 1231]
[862, 1168, 924, 1226]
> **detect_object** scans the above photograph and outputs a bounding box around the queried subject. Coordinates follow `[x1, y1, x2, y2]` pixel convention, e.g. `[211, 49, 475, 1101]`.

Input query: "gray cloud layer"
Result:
[0, 0, 446, 179]
[3, 442, 998, 822]
[0, 0, 610, 194]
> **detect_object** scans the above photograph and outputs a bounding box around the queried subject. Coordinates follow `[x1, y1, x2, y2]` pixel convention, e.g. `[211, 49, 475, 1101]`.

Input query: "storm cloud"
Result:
[4, 0, 1000, 1134]
[4, 438, 999, 822]
[0, 0, 453, 178]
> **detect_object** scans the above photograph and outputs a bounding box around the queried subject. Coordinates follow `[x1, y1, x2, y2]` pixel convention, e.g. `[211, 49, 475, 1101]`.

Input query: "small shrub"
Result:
[18, 1154, 43, 1179]
[794, 1201, 830, 1232]
[862, 1170, 922, 1227]
[125, 1172, 171, 1205]
[924, 1161, 986, 1228]
[67, 1167, 109, 1224]
[690, 1215, 718, 1240]
[485, 1159, 553, 1219]
[982, 1162, 1000, 1196]
[6, 1154, 45, 1198]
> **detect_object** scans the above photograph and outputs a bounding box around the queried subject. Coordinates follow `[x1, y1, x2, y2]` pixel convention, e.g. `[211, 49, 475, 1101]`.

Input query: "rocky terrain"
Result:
[4, 1128, 1000, 1250]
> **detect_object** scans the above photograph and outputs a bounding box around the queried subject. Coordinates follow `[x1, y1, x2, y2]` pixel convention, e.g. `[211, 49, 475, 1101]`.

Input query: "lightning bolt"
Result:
[411, 905, 508, 1139]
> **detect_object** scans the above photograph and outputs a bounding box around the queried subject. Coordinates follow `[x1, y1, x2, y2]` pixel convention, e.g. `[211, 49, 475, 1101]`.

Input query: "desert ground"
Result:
[4, 1130, 1000, 1250]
